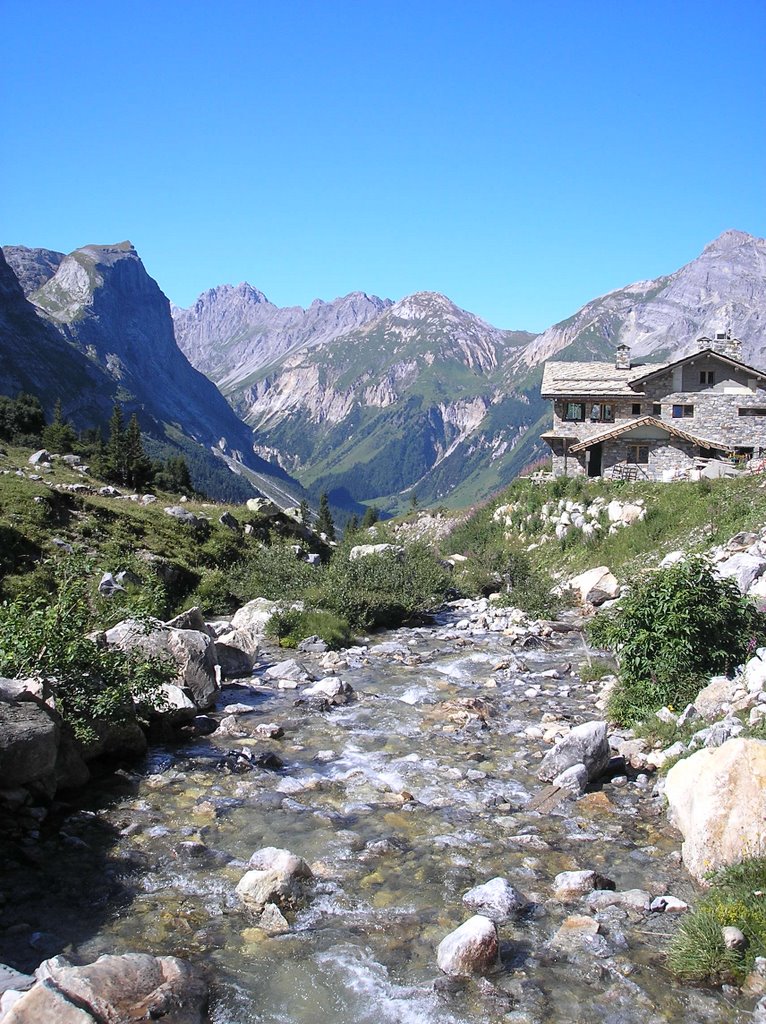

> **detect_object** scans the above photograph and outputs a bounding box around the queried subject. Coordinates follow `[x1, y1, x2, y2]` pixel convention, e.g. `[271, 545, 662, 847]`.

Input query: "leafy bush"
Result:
[320, 544, 451, 629]
[186, 567, 238, 616]
[0, 560, 173, 741]
[231, 544, 320, 603]
[668, 858, 766, 984]
[266, 607, 354, 649]
[588, 556, 766, 724]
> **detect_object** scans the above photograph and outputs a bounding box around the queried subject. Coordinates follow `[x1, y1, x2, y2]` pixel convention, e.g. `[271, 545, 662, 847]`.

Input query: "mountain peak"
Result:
[703, 229, 762, 253]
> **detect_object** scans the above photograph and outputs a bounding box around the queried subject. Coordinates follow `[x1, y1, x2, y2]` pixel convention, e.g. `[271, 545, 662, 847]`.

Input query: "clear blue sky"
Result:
[3, 0, 764, 331]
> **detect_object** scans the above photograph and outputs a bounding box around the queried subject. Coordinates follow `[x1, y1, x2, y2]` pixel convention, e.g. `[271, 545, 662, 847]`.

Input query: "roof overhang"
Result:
[629, 348, 766, 387]
[568, 416, 733, 454]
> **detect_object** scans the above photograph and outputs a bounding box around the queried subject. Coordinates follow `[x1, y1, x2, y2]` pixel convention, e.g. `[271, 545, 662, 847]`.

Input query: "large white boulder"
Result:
[567, 566, 620, 607]
[436, 915, 498, 976]
[104, 619, 219, 709]
[235, 847, 314, 912]
[349, 543, 404, 561]
[665, 738, 766, 883]
[230, 598, 278, 634]
[462, 877, 527, 921]
[715, 552, 766, 594]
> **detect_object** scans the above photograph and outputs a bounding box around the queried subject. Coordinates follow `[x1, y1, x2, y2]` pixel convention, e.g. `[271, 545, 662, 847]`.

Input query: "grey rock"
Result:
[5, 952, 207, 1024]
[553, 870, 616, 900]
[0, 700, 59, 788]
[219, 511, 241, 531]
[164, 505, 201, 524]
[104, 618, 219, 709]
[538, 721, 611, 784]
[715, 552, 766, 594]
[552, 762, 590, 796]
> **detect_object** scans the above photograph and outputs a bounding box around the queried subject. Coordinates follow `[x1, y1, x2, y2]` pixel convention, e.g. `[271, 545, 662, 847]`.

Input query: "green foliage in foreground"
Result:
[0, 560, 173, 741]
[668, 858, 766, 983]
[265, 607, 355, 650]
[587, 557, 766, 725]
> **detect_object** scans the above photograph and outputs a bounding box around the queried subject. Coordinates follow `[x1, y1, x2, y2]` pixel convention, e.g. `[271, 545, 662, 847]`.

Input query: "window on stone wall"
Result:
[739, 408, 766, 417]
[589, 403, 614, 422]
[700, 370, 715, 385]
[628, 445, 649, 464]
[632, 403, 641, 415]
[672, 404, 694, 418]
[652, 403, 661, 415]
[563, 402, 585, 421]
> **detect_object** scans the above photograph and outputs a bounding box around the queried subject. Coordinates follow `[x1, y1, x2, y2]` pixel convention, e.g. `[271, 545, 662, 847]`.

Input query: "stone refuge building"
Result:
[540, 333, 766, 479]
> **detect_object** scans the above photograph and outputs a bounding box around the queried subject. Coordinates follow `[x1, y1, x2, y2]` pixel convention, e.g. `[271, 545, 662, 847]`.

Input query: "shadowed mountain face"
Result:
[0, 243, 305, 505]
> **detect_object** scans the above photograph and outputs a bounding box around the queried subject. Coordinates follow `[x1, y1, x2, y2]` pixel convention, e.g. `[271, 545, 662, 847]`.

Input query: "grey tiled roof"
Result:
[540, 361, 665, 398]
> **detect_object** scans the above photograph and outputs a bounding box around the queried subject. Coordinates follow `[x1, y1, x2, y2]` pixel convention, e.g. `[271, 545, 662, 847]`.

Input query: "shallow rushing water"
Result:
[1, 611, 751, 1022]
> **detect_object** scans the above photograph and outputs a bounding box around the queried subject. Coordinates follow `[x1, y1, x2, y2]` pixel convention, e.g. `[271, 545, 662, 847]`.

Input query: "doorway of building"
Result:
[588, 443, 602, 477]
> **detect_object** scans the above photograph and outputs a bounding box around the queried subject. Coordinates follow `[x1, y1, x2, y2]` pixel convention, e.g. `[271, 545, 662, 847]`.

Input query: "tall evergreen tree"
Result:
[361, 505, 380, 529]
[42, 399, 76, 453]
[299, 499, 312, 530]
[124, 413, 152, 488]
[106, 403, 127, 484]
[316, 492, 335, 540]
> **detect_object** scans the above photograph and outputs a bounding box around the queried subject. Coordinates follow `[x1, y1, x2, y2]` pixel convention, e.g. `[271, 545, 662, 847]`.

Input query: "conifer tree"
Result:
[42, 399, 76, 453]
[124, 413, 152, 488]
[361, 505, 380, 529]
[299, 499, 312, 530]
[316, 492, 335, 540]
[106, 403, 127, 483]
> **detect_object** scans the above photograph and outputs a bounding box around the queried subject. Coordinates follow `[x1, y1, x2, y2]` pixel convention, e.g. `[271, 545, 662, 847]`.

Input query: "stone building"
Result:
[540, 334, 766, 479]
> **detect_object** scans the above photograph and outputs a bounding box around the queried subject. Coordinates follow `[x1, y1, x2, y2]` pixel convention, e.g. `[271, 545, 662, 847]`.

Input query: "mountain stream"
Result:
[2, 606, 748, 1023]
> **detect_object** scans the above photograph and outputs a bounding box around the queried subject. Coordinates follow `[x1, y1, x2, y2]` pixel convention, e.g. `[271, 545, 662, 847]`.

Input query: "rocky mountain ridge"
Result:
[174, 229, 766, 510]
[172, 283, 391, 390]
[521, 229, 766, 367]
[0, 243, 306, 506]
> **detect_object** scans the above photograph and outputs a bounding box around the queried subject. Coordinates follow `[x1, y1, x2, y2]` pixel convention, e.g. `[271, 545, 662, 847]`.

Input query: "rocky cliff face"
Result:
[3, 246, 65, 295]
[522, 230, 766, 368]
[223, 291, 541, 508]
[0, 243, 306, 505]
[172, 284, 391, 388]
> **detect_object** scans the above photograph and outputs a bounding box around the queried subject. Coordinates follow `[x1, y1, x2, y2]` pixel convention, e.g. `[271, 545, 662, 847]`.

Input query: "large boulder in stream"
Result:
[538, 721, 611, 785]
[3, 952, 207, 1024]
[235, 847, 314, 912]
[665, 737, 766, 883]
[437, 915, 499, 976]
[104, 618, 219, 709]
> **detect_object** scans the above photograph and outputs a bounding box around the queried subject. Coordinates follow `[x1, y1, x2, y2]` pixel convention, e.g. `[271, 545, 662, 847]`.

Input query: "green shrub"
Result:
[320, 544, 451, 629]
[486, 550, 562, 618]
[587, 556, 766, 725]
[668, 858, 766, 984]
[231, 544, 320, 603]
[0, 559, 173, 741]
[266, 607, 354, 650]
[186, 567, 238, 616]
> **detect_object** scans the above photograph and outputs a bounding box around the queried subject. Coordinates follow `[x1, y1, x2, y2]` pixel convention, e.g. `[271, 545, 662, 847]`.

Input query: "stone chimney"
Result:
[615, 344, 631, 370]
[712, 329, 742, 361]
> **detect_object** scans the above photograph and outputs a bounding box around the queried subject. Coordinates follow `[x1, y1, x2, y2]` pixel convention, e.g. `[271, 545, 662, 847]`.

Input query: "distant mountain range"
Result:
[3, 230, 763, 513]
[0, 243, 306, 506]
[172, 229, 766, 510]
